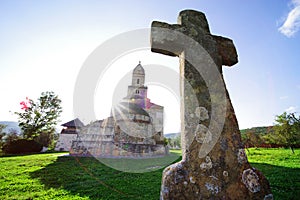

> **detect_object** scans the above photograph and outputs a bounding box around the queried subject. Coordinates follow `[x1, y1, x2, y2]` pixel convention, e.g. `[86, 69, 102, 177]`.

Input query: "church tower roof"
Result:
[133, 61, 145, 75]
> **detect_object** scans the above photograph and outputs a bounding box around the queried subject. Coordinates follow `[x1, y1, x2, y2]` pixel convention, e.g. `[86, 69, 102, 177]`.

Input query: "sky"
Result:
[0, 0, 299, 134]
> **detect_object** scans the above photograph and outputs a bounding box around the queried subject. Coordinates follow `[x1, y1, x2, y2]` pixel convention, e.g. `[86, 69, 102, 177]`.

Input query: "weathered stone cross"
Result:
[151, 10, 273, 200]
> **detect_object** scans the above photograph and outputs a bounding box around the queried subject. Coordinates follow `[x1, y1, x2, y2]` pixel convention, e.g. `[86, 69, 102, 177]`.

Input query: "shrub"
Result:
[2, 139, 42, 154]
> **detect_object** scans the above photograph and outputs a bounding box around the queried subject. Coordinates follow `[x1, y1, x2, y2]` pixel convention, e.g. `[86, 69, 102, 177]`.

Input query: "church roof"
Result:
[149, 103, 164, 109]
[133, 62, 145, 75]
[61, 118, 84, 128]
[114, 101, 150, 117]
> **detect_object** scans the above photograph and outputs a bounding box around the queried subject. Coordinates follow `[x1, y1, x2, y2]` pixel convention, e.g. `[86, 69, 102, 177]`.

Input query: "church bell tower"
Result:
[127, 62, 148, 99]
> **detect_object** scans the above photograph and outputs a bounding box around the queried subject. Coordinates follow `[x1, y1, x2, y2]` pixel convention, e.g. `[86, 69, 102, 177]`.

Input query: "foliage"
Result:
[163, 137, 168, 146]
[0, 149, 299, 199]
[2, 139, 43, 154]
[242, 130, 263, 148]
[167, 135, 181, 149]
[240, 126, 275, 149]
[3, 129, 21, 143]
[0, 126, 22, 154]
[15, 91, 62, 147]
[265, 112, 300, 153]
[0, 124, 6, 134]
[240, 126, 274, 136]
[0, 124, 7, 150]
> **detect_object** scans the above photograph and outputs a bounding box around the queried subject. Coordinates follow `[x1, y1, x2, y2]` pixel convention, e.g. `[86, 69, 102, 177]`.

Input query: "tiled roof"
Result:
[61, 118, 84, 128]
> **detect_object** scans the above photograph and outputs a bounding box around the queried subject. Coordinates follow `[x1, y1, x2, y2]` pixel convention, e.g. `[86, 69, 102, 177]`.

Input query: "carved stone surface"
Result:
[151, 10, 272, 199]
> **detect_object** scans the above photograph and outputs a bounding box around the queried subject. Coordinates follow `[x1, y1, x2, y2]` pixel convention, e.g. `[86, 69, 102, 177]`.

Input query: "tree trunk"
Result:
[290, 145, 295, 154]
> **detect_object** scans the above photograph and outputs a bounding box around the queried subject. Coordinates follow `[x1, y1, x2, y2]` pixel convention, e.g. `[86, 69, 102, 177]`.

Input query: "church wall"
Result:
[70, 140, 167, 157]
[147, 107, 164, 136]
[55, 133, 77, 151]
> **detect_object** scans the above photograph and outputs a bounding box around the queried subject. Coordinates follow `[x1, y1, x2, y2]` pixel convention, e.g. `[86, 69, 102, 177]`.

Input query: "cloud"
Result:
[280, 95, 289, 100]
[278, 0, 300, 37]
[285, 106, 298, 112]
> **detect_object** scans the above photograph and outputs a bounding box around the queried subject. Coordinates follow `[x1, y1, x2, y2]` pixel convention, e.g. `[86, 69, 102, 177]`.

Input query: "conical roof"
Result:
[133, 62, 145, 75]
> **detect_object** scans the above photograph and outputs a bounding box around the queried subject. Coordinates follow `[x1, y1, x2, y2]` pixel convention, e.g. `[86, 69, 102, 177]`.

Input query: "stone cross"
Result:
[151, 10, 273, 200]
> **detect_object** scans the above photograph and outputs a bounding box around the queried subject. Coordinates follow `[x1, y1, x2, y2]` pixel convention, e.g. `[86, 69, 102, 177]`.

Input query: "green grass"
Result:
[246, 148, 300, 200]
[0, 148, 299, 199]
[0, 151, 181, 200]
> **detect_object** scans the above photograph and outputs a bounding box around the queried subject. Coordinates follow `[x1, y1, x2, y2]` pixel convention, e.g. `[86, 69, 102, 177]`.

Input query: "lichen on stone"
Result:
[200, 156, 212, 170]
[195, 124, 212, 144]
[264, 194, 274, 200]
[237, 148, 247, 164]
[161, 186, 169, 195]
[189, 176, 196, 184]
[223, 171, 228, 177]
[195, 106, 209, 121]
[242, 168, 261, 193]
[205, 182, 220, 194]
[220, 138, 228, 151]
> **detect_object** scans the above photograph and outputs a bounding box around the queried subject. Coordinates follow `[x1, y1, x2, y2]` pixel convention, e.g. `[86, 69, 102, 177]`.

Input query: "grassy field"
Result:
[0, 148, 299, 200]
[246, 148, 299, 200]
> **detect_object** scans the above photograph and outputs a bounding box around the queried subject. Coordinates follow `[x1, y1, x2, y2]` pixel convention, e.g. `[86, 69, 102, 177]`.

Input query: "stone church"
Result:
[55, 62, 167, 157]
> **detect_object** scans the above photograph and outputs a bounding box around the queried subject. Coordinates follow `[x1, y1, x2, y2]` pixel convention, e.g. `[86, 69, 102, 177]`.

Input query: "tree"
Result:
[0, 126, 21, 153]
[15, 91, 62, 147]
[272, 112, 300, 153]
[0, 124, 7, 150]
[242, 130, 263, 149]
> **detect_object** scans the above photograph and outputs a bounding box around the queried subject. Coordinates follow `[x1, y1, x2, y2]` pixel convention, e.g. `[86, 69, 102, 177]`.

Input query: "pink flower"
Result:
[20, 97, 30, 110]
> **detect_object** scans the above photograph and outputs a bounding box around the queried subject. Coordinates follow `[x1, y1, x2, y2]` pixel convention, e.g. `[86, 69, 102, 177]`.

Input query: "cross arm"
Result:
[151, 21, 184, 57]
[213, 36, 238, 66]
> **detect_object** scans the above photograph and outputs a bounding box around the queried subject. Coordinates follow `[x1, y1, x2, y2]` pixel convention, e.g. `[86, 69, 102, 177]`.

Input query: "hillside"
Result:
[164, 132, 180, 139]
[240, 126, 274, 135]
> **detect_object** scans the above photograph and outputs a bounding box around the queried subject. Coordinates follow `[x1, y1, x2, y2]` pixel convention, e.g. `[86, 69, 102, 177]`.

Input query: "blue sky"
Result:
[0, 0, 299, 133]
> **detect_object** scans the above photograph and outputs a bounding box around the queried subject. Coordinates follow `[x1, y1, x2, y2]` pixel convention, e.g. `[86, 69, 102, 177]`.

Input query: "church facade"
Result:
[67, 62, 167, 157]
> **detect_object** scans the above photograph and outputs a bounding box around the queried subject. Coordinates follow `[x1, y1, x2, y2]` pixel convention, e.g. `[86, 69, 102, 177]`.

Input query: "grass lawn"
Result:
[0, 148, 299, 199]
[246, 148, 300, 200]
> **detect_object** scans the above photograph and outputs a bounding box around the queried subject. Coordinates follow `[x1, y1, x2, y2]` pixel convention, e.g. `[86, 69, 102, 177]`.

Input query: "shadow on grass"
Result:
[251, 162, 300, 200]
[30, 155, 299, 200]
[30, 155, 181, 200]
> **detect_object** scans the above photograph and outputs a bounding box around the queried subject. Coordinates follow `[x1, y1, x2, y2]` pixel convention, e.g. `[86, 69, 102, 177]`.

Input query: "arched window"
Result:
[137, 79, 140, 84]
[136, 90, 139, 94]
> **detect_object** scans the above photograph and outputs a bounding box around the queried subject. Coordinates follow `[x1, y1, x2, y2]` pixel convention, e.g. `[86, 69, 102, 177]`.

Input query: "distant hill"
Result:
[164, 132, 180, 139]
[0, 121, 21, 134]
[240, 126, 274, 135]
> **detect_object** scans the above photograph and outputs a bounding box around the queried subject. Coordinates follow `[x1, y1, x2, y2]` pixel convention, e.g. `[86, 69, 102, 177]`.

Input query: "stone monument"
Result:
[151, 10, 273, 199]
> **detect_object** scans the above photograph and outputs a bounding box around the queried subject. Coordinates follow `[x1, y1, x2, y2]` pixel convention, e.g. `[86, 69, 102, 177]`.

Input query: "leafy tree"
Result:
[167, 135, 181, 149]
[15, 91, 62, 147]
[272, 112, 300, 153]
[0, 124, 7, 150]
[173, 135, 181, 148]
[242, 130, 263, 149]
[1, 126, 21, 153]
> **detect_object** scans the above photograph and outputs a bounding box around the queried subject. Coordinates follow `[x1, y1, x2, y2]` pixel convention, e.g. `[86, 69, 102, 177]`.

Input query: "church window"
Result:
[137, 79, 140, 84]
[136, 90, 139, 94]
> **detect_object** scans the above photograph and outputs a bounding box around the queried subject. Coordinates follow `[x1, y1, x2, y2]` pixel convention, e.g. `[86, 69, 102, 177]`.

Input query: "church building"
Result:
[65, 62, 167, 157]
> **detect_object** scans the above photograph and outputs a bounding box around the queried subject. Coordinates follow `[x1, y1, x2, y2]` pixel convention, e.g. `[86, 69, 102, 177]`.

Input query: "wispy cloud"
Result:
[278, 0, 300, 37]
[285, 106, 298, 112]
[280, 95, 289, 100]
